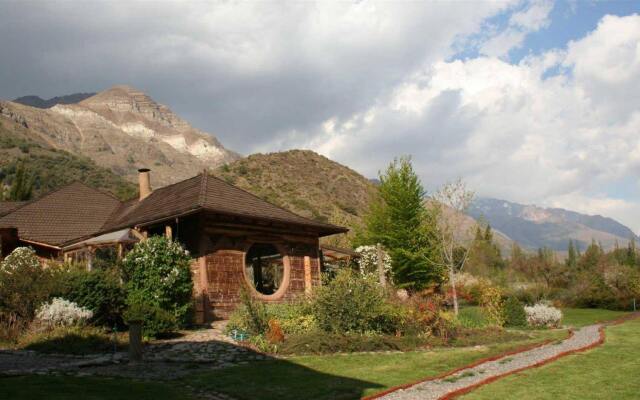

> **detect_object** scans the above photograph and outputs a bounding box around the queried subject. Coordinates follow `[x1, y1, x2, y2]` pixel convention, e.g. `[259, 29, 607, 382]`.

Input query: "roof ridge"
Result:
[206, 174, 340, 229]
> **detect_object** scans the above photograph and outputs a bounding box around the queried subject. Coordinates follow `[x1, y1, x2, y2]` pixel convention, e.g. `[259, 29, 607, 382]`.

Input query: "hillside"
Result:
[214, 150, 377, 246]
[12, 92, 96, 109]
[469, 198, 639, 252]
[0, 119, 137, 200]
[1, 85, 239, 187]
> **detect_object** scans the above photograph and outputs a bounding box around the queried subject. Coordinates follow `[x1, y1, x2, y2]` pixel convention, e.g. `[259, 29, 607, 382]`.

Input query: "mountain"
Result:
[0, 117, 137, 200]
[12, 93, 96, 109]
[0, 85, 240, 187]
[214, 150, 377, 246]
[469, 198, 639, 252]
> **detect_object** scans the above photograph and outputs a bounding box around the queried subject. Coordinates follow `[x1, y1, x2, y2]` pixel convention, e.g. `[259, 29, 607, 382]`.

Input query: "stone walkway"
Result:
[377, 324, 603, 400]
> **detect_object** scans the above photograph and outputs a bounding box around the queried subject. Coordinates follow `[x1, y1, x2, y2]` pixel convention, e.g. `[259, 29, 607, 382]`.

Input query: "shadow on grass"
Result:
[14, 329, 383, 400]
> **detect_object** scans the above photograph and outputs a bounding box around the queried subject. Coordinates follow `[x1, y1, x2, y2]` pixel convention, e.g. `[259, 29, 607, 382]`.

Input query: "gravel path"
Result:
[378, 324, 602, 400]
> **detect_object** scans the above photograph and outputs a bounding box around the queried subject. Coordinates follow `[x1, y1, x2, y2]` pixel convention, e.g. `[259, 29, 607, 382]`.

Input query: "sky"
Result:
[1, 1, 640, 231]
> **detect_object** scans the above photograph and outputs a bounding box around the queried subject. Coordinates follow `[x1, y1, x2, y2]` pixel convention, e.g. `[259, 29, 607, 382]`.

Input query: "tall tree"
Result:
[360, 156, 442, 290]
[8, 162, 33, 201]
[432, 178, 475, 315]
[566, 240, 577, 268]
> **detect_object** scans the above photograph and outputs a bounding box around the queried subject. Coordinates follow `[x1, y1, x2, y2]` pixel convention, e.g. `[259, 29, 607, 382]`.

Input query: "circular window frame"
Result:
[242, 242, 291, 301]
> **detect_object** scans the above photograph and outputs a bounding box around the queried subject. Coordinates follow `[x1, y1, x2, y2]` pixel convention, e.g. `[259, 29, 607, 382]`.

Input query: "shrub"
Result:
[524, 303, 562, 328]
[35, 298, 93, 328]
[121, 236, 193, 335]
[479, 285, 505, 327]
[19, 325, 128, 355]
[266, 302, 317, 335]
[124, 300, 177, 338]
[503, 297, 527, 327]
[61, 268, 126, 328]
[401, 293, 456, 338]
[312, 269, 400, 334]
[266, 319, 285, 344]
[0, 248, 54, 321]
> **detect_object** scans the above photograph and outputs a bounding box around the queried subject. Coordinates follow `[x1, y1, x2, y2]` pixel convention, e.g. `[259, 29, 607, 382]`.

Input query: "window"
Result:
[245, 243, 286, 296]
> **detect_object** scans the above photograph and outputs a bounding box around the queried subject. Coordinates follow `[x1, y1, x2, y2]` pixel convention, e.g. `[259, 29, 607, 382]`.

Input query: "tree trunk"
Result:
[449, 266, 459, 316]
[377, 243, 386, 287]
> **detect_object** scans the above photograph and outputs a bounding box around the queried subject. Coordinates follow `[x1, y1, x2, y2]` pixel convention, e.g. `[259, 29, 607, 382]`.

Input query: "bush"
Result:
[227, 299, 317, 338]
[312, 269, 401, 334]
[0, 248, 55, 321]
[61, 268, 126, 328]
[503, 297, 527, 327]
[124, 300, 177, 338]
[524, 303, 562, 328]
[479, 285, 505, 327]
[121, 237, 193, 336]
[35, 298, 93, 328]
[19, 325, 128, 355]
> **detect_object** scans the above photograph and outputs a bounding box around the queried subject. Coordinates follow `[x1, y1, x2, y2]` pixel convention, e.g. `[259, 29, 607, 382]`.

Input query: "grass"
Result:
[560, 308, 629, 327]
[0, 375, 194, 400]
[461, 318, 640, 399]
[185, 329, 566, 400]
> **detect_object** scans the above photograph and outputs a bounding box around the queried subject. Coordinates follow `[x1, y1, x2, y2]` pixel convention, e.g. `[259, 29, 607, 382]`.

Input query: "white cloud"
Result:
[288, 13, 640, 231]
[480, 0, 554, 58]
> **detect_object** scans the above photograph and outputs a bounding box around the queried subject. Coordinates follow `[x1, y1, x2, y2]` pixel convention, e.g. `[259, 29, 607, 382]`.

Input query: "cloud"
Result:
[0, 1, 511, 151]
[479, 0, 554, 58]
[1, 3, 639, 231]
[289, 13, 640, 231]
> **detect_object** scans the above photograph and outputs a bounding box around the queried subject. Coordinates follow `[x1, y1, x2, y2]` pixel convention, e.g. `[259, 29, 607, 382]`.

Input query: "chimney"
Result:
[138, 168, 152, 201]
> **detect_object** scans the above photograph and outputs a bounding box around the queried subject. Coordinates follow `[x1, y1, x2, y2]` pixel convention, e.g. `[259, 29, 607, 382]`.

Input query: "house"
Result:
[0, 169, 347, 321]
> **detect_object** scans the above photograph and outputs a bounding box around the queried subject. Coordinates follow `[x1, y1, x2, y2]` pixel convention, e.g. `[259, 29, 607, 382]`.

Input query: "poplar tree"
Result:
[566, 240, 577, 268]
[8, 162, 33, 201]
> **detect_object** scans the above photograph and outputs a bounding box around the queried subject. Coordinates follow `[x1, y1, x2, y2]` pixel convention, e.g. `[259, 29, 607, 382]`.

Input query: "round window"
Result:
[245, 243, 286, 296]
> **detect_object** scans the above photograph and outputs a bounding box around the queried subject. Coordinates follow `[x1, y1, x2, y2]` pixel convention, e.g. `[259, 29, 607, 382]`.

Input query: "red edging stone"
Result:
[361, 330, 573, 400]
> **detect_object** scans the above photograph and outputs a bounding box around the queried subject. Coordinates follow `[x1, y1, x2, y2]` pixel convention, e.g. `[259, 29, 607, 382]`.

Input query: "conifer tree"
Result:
[360, 156, 442, 290]
[566, 240, 577, 268]
[8, 162, 33, 201]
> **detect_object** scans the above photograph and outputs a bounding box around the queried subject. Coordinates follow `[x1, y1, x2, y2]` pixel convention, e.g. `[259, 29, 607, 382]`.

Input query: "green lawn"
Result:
[461, 318, 640, 400]
[185, 330, 565, 400]
[0, 375, 193, 400]
[560, 308, 628, 327]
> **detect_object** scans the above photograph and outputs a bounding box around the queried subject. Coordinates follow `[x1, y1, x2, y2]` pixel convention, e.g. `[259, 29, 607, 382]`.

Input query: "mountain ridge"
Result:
[13, 93, 96, 109]
[1, 85, 240, 187]
[469, 197, 638, 252]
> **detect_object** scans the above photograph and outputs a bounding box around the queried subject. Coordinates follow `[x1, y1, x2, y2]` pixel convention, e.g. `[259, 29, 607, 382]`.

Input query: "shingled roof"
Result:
[0, 173, 347, 247]
[0, 201, 27, 217]
[0, 182, 122, 247]
[103, 173, 346, 236]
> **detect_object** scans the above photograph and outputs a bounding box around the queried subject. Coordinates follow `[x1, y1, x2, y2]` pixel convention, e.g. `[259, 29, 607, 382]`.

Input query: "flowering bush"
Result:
[35, 298, 93, 327]
[121, 236, 193, 337]
[0, 247, 61, 323]
[524, 303, 562, 328]
[355, 245, 392, 280]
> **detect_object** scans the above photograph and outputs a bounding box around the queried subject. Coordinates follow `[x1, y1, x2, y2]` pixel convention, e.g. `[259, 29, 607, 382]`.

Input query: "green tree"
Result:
[8, 162, 33, 201]
[359, 156, 442, 290]
[566, 239, 577, 268]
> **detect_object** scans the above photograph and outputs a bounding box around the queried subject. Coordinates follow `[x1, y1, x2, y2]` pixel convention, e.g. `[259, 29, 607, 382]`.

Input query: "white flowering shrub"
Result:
[524, 303, 562, 328]
[355, 245, 392, 280]
[0, 247, 40, 273]
[36, 298, 93, 327]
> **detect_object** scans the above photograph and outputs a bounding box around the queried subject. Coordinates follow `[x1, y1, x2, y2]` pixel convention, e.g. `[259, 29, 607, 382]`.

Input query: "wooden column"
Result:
[165, 225, 173, 240]
[304, 255, 312, 295]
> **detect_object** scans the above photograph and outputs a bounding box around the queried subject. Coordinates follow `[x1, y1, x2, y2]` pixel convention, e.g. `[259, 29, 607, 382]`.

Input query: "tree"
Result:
[7, 162, 33, 201]
[566, 240, 577, 268]
[431, 178, 475, 315]
[359, 156, 442, 290]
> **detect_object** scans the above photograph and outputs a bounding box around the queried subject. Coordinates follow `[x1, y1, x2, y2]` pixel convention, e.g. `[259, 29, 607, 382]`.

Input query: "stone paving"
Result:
[378, 324, 603, 400]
